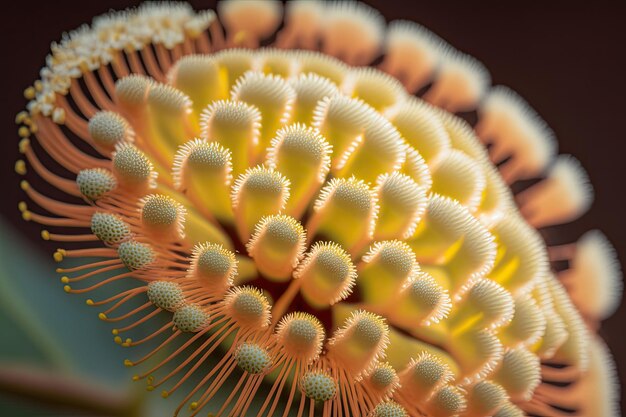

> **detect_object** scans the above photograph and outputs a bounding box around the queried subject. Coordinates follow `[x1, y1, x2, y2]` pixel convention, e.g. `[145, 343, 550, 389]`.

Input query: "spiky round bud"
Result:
[235, 342, 272, 374]
[117, 241, 155, 270]
[289, 73, 339, 123]
[232, 166, 290, 241]
[310, 177, 377, 251]
[140, 194, 186, 238]
[388, 271, 452, 328]
[200, 100, 260, 175]
[246, 214, 306, 281]
[300, 371, 337, 402]
[190, 243, 237, 293]
[374, 172, 427, 240]
[88, 111, 133, 149]
[77, 168, 117, 200]
[425, 385, 467, 417]
[173, 304, 210, 333]
[294, 241, 356, 308]
[115, 74, 152, 109]
[169, 55, 225, 114]
[465, 381, 507, 417]
[328, 311, 389, 376]
[366, 362, 399, 397]
[91, 212, 130, 244]
[399, 352, 453, 402]
[223, 286, 271, 329]
[371, 401, 408, 417]
[147, 281, 185, 312]
[493, 347, 541, 401]
[275, 312, 325, 362]
[112, 143, 155, 191]
[359, 240, 417, 306]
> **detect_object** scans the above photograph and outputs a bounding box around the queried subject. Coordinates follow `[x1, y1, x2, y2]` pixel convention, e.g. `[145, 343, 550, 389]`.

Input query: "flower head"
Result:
[15, 1, 621, 417]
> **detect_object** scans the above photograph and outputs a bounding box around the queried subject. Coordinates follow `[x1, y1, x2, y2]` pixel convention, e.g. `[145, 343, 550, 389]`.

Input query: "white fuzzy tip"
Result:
[517, 155, 593, 228]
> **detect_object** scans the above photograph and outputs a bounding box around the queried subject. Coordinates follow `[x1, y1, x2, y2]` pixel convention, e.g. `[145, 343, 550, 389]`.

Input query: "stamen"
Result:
[320, 1, 384, 65]
[223, 286, 271, 330]
[328, 310, 389, 377]
[235, 342, 272, 374]
[516, 155, 593, 228]
[374, 172, 428, 240]
[430, 150, 486, 212]
[112, 142, 157, 192]
[147, 281, 185, 312]
[371, 401, 408, 417]
[386, 97, 450, 166]
[341, 67, 405, 112]
[91, 212, 131, 244]
[246, 214, 306, 281]
[275, 312, 325, 363]
[387, 271, 452, 328]
[289, 73, 339, 124]
[231, 166, 290, 242]
[358, 240, 417, 307]
[200, 100, 260, 174]
[424, 385, 467, 417]
[189, 242, 237, 295]
[218, 0, 282, 47]
[465, 381, 507, 417]
[139, 194, 186, 239]
[294, 241, 356, 308]
[382, 21, 446, 92]
[77, 168, 117, 200]
[168, 55, 227, 115]
[266, 124, 332, 218]
[88, 111, 134, 150]
[231, 71, 295, 152]
[300, 371, 337, 402]
[492, 347, 541, 402]
[173, 138, 233, 221]
[308, 177, 377, 253]
[117, 240, 156, 270]
[173, 304, 211, 333]
[448, 278, 515, 332]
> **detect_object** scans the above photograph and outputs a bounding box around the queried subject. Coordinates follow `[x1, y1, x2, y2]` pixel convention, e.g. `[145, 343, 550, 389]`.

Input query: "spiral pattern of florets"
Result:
[15, 2, 619, 417]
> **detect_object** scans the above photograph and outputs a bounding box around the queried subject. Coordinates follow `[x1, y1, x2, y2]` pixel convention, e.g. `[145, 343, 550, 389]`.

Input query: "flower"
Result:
[14, 1, 621, 417]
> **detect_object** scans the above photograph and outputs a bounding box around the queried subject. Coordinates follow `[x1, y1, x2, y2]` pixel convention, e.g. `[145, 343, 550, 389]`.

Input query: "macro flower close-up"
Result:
[2, 1, 625, 416]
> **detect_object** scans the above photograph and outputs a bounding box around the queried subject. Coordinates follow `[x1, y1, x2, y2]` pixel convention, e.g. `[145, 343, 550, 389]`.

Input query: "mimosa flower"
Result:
[15, 1, 621, 417]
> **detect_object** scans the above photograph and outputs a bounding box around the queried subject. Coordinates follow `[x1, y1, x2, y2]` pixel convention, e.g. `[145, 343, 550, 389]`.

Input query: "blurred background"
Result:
[1, 0, 625, 415]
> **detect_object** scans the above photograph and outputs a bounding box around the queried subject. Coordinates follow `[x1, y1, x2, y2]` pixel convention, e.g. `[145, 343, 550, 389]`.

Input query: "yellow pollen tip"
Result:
[18, 138, 30, 154]
[86, 299, 94, 306]
[124, 359, 133, 367]
[40, 230, 50, 240]
[18, 126, 30, 138]
[60, 276, 69, 284]
[112, 329, 118, 335]
[21, 211, 31, 221]
[23, 86, 36, 99]
[246, 214, 306, 281]
[132, 375, 140, 381]
[99, 313, 107, 320]
[18, 202, 27, 212]
[14, 160, 26, 175]
[53, 250, 65, 262]
[20, 180, 29, 191]
[161, 390, 169, 398]
[63, 285, 71, 293]
[190, 402, 198, 410]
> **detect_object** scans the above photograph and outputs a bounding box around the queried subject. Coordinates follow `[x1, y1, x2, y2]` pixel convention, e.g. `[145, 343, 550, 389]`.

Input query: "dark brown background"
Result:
[1, 0, 625, 413]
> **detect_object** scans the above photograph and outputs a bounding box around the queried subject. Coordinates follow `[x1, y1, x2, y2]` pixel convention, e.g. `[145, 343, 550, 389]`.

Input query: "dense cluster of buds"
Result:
[15, 1, 621, 417]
